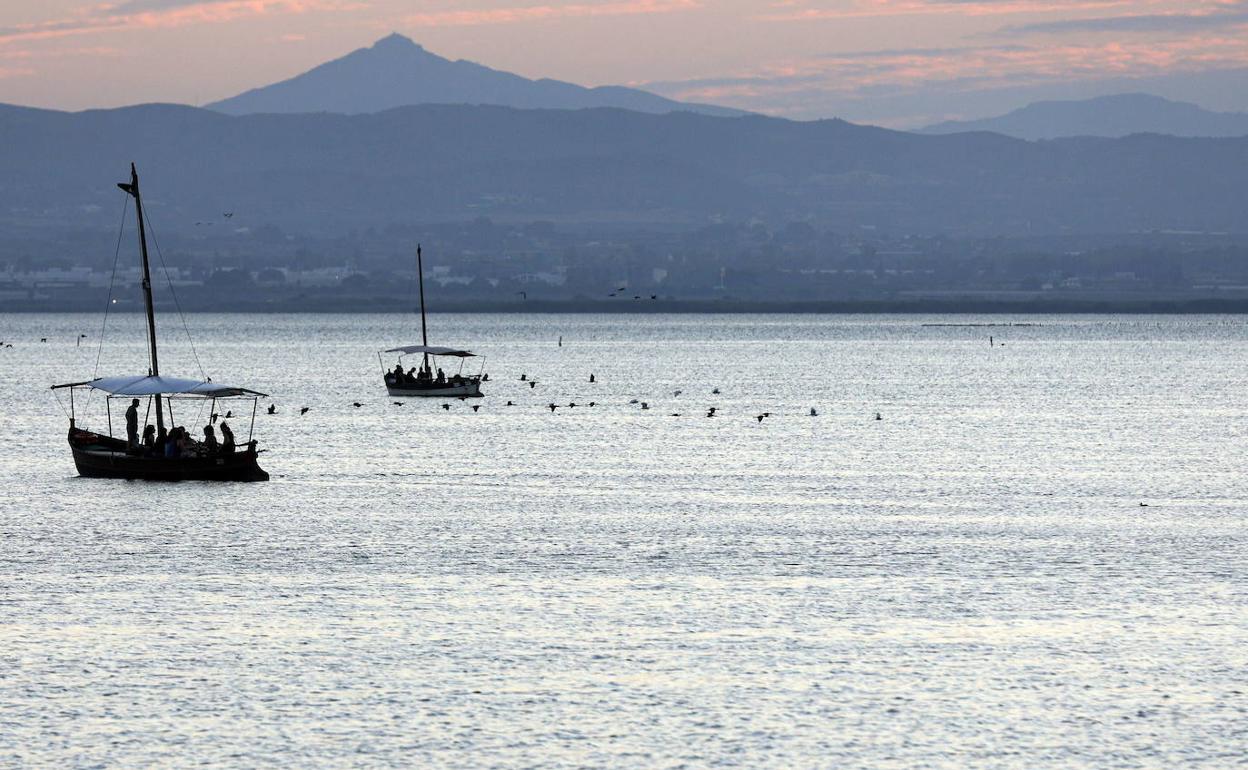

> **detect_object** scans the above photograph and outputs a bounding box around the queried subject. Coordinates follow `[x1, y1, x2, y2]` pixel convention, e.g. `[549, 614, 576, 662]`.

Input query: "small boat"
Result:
[380, 244, 484, 398]
[51, 164, 270, 482]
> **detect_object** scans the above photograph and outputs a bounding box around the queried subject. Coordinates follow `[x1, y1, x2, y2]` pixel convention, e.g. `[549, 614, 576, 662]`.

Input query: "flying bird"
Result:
[442, 403, 451, 410]
[471, 404, 481, 412]
[548, 403, 557, 412]
[392, 401, 404, 406]
[223, 212, 234, 218]
[299, 406, 310, 416]
[352, 402, 364, 408]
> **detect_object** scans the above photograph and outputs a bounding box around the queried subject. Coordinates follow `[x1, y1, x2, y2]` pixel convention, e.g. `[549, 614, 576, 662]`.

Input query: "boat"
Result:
[51, 164, 270, 482]
[380, 244, 484, 398]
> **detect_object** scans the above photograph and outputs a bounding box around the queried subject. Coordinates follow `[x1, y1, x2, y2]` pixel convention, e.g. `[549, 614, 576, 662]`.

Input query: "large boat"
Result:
[380, 245, 484, 398]
[51, 164, 270, 482]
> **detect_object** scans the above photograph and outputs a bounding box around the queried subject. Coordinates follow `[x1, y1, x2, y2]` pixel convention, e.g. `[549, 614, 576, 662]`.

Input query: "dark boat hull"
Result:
[68, 428, 269, 482]
[385, 376, 483, 398]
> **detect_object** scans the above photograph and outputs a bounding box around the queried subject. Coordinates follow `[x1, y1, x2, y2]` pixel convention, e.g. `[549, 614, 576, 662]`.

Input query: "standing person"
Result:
[125, 398, 140, 450]
[219, 422, 236, 454]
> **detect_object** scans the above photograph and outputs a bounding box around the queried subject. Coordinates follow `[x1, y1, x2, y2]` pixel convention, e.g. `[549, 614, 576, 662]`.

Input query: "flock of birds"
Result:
[259, 371, 885, 424]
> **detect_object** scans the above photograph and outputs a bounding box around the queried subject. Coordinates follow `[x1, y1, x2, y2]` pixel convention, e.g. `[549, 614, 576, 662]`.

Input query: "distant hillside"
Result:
[1, 102, 1247, 238]
[207, 33, 742, 117]
[921, 93, 1248, 140]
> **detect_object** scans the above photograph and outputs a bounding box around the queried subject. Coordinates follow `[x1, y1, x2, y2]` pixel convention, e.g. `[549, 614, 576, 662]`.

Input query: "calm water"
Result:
[1, 313, 1246, 768]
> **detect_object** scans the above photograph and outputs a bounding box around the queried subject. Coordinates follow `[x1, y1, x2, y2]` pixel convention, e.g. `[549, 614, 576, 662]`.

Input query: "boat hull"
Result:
[385, 378, 483, 398]
[67, 428, 269, 482]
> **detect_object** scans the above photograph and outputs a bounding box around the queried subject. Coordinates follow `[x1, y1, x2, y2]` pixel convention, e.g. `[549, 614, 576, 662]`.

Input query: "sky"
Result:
[2, 0, 1248, 127]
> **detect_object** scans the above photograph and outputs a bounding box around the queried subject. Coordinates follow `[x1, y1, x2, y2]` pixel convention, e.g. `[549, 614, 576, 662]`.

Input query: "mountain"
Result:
[206, 33, 742, 117]
[920, 93, 1248, 140]
[2, 102, 1247, 238]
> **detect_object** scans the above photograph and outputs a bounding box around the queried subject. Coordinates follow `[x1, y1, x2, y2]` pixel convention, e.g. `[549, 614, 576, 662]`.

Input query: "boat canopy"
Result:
[52, 375, 268, 398]
[384, 345, 476, 357]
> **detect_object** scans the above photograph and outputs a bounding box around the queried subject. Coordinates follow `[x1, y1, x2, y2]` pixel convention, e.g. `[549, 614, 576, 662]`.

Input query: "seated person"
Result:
[203, 424, 219, 454]
[142, 424, 157, 455]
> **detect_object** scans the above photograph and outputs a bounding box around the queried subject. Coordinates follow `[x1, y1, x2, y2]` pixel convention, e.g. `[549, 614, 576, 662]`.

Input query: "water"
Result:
[1, 313, 1245, 768]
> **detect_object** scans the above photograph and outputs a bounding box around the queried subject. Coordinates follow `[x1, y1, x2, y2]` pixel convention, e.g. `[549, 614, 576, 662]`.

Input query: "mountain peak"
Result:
[205, 37, 744, 118]
[371, 33, 423, 52]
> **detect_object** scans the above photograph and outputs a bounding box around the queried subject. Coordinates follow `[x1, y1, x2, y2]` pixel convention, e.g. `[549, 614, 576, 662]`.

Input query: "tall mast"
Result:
[416, 244, 429, 370]
[118, 163, 164, 432]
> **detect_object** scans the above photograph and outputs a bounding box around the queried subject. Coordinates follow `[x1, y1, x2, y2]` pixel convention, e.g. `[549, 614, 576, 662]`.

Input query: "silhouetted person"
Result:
[142, 424, 156, 453]
[436, 367, 445, 383]
[125, 399, 140, 449]
[219, 422, 236, 454]
[203, 424, 219, 453]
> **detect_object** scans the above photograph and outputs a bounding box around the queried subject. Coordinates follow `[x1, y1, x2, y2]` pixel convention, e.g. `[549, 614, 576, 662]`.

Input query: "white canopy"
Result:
[54, 375, 267, 398]
[384, 345, 476, 357]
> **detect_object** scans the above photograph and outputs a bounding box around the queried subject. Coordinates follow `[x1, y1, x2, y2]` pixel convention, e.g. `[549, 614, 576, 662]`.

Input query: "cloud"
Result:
[0, 0, 357, 45]
[645, 35, 1248, 119]
[754, 0, 1140, 21]
[401, 0, 700, 27]
[1000, 8, 1248, 34]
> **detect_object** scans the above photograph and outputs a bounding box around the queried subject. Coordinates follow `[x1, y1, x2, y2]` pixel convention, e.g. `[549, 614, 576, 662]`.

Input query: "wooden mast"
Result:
[417, 244, 429, 373]
[118, 163, 165, 433]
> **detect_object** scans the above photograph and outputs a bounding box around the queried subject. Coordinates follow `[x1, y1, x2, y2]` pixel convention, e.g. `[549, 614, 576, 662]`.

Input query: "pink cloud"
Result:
[0, 0, 358, 44]
[755, 0, 1178, 21]
[402, 0, 700, 28]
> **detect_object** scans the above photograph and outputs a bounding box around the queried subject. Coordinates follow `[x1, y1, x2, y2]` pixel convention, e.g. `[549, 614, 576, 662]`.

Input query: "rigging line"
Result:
[141, 206, 208, 381]
[93, 195, 130, 385]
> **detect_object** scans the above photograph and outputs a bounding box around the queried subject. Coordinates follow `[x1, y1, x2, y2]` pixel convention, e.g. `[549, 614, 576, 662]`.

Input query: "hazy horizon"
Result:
[3, 0, 1248, 127]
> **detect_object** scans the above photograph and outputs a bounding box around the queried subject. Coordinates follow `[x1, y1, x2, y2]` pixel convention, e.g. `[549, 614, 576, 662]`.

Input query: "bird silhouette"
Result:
[568, 402, 577, 408]
[224, 410, 233, 419]
[670, 412, 680, 416]
[650, 295, 657, 300]
[875, 412, 882, 420]
[529, 381, 537, 389]
[756, 414, 766, 423]
[711, 388, 720, 394]
[640, 402, 649, 410]
[40, 338, 46, 343]
[548, 403, 557, 412]
[810, 408, 818, 416]
[706, 407, 717, 417]
[352, 402, 364, 408]
[471, 404, 481, 412]
[520, 373, 526, 381]
[673, 389, 682, 397]
[223, 212, 234, 218]
[442, 403, 451, 410]
[299, 407, 310, 416]
[210, 412, 219, 423]
[267, 404, 277, 415]
[506, 400, 515, 406]
[589, 373, 595, 383]
[392, 401, 404, 406]
[588, 401, 596, 407]
[629, 399, 639, 404]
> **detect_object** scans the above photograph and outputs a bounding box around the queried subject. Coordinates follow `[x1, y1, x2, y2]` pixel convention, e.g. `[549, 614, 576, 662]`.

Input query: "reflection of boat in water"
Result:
[381, 244, 484, 398]
[51, 164, 270, 482]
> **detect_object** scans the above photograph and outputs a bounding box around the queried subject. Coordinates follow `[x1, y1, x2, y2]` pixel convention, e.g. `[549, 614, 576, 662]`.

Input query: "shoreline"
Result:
[10, 297, 1248, 313]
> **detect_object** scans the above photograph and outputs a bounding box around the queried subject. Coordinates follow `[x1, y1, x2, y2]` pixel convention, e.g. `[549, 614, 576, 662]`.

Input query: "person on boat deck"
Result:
[219, 422, 236, 454]
[164, 427, 179, 458]
[125, 398, 140, 449]
[417, 362, 432, 381]
[392, 363, 405, 383]
[203, 424, 219, 454]
[142, 424, 156, 454]
[436, 367, 445, 383]
[406, 366, 419, 383]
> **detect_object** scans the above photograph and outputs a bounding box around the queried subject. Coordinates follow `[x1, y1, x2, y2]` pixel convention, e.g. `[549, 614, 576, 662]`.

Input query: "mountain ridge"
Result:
[206, 33, 743, 117]
[921, 93, 1248, 139]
